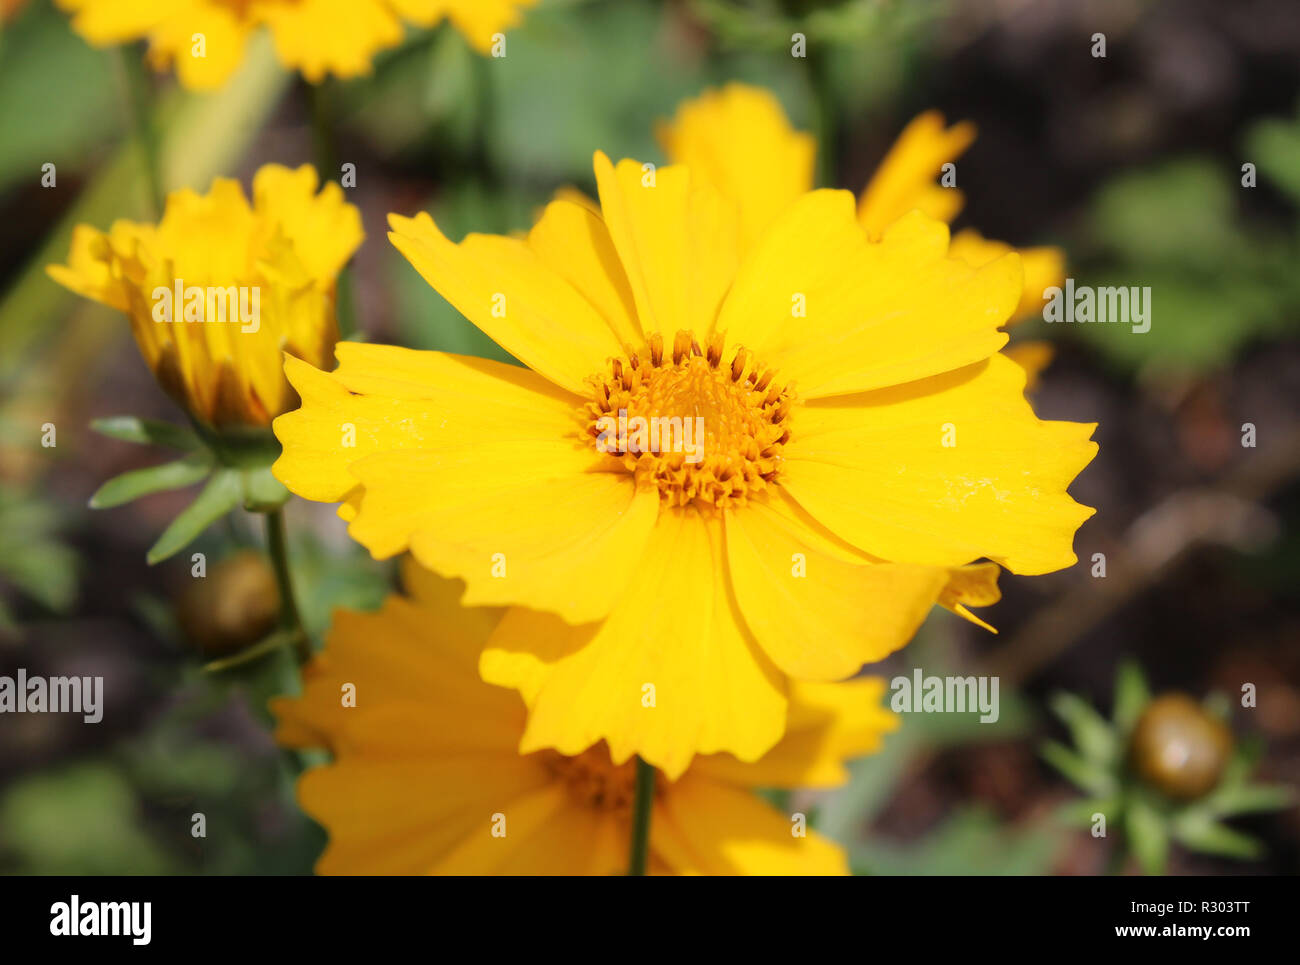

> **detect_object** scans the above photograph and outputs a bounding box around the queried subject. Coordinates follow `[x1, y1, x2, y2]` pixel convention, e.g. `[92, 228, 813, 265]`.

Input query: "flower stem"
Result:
[264, 508, 310, 664]
[116, 47, 165, 219]
[308, 80, 358, 340]
[627, 756, 655, 876]
[804, 43, 837, 189]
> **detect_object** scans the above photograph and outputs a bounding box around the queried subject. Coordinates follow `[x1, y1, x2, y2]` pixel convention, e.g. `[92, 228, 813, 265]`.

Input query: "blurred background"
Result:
[0, 0, 1297, 874]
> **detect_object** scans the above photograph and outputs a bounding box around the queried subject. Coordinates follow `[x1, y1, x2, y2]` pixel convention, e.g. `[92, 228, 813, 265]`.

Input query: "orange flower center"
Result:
[541, 745, 644, 813]
[584, 331, 793, 511]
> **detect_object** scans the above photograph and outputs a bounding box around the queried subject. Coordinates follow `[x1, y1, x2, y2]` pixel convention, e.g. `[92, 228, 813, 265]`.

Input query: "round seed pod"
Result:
[176, 550, 280, 657]
[1129, 694, 1233, 800]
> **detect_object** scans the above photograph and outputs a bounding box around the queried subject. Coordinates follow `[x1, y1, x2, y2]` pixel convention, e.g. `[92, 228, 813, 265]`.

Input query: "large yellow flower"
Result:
[56, 0, 535, 90]
[273, 561, 893, 875]
[273, 126, 1095, 776]
[659, 84, 1063, 380]
[48, 164, 361, 428]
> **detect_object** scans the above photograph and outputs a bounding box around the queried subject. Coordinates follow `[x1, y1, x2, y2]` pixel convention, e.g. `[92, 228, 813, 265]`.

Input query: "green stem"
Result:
[116, 47, 165, 218]
[627, 756, 656, 876]
[308, 80, 357, 339]
[264, 508, 310, 664]
[308, 81, 337, 177]
[805, 43, 837, 189]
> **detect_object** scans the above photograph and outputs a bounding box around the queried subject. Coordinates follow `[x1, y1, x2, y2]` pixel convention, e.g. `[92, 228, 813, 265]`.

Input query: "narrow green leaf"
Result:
[146, 470, 241, 565]
[1112, 660, 1150, 735]
[1173, 814, 1263, 860]
[1246, 115, 1300, 205]
[1054, 797, 1120, 828]
[1041, 740, 1117, 797]
[1204, 783, 1294, 817]
[1126, 800, 1170, 876]
[89, 453, 212, 509]
[1050, 691, 1118, 764]
[90, 416, 201, 452]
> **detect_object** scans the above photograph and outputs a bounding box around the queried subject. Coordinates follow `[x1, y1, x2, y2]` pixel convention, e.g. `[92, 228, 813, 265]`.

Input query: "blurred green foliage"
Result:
[1066, 109, 1300, 373]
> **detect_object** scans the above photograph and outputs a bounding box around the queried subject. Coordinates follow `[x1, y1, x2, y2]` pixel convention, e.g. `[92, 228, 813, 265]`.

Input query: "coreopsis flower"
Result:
[658, 84, 1063, 381]
[56, 0, 535, 90]
[272, 562, 895, 875]
[48, 164, 361, 430]
[273, 137, 1096, 775]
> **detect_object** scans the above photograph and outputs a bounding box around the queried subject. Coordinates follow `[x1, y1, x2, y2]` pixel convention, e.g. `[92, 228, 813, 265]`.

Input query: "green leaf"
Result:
[1126, 799, 1170, 875]
[1246, 114, 1300, 205]
[851, 807, 1059, 876]
[1041, 740, 1117, 797]
[1054, 797, 1120, 828]
[0, 6, 120, 198]
[90, 416, 201, 451]
[1172, 813, 1263, 860]
[0, 763, 172, 874]
[146, 470, 242, 564]
[89, 452, 213, 509]
[1050, 691, 1118, 764]
[1112, 660, 1150, 735]
[1090, 159, 1238, 268]
[1203, 782, 1294, 817]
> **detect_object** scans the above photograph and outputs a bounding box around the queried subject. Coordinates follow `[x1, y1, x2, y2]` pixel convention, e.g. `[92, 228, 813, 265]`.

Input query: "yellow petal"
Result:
[592, 151, 740, 339]
[782, 353, 1097, 574]
[45, 224, 134, 312]
[481, 509, 787, 779]
[272, 595, 520, 754]
[55, 0, 172, 44]
[148, 2, 252, 91]
[858, 110, 975, 238]
[656, 82, 815, 252]
[654, 775, 848, 875]
[717, 197, 1017, 397]
[350, 454, 659, 623]
[298, 755, 553, 874]
[724, 494, 947, 679]
[939, 561, 1003, 632]
[440, 0, 536, 53]
[1003, 339, 1055, 391]
[948, 228, 1064, 324]
[252, 164, 364, 283]
[693, 677, 899, 790]
[387, 209, 627, 394]
[259, 0, 403, 83]
[273, 346, 581, 503]
[524, 199, 641, 349]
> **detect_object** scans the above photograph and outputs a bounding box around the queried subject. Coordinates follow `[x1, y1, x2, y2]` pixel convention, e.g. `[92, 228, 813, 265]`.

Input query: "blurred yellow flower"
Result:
[658, 84, 1065, 334]
[273, 562, 894, 875]
[48, 164, 361, 429]
[272, 142, 1095, 776]
[56, 0, 535, 90]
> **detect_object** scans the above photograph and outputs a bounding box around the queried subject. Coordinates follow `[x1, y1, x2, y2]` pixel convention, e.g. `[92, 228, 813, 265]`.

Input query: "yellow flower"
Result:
[56, 0, 535, 90]
[48, 164, 361, 429]
[273, 135, 1095, 776]
[272, 561, 894, 875]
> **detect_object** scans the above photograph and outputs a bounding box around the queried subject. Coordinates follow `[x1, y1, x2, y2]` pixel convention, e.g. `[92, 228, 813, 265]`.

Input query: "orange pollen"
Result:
[540, 745, 644, 813]
[584, 330, 794, 511]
